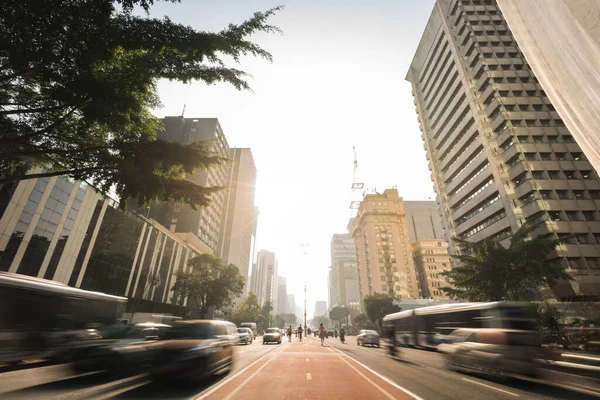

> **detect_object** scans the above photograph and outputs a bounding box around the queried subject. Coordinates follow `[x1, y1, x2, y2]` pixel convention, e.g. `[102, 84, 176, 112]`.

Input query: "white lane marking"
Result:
[92, 381, 150, 400]
[554, 383, 600, 397]
[337, 355, 400, 400]
[306, 373, 312, 381]
[194, 345, 283, 400]
[306, 358, 310, 362]
[462, 378, 520, 397]
[220, 354, 279, 400]
[327, 343, 424, 400]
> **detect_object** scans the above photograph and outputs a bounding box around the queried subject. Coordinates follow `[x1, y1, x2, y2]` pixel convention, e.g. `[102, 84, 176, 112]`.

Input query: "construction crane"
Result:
[350, 146, 364, 209]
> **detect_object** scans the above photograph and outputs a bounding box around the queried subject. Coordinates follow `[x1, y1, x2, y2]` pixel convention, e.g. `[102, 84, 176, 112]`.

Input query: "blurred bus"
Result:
[0, 272, 127, 364]
[383, 301, 536, 350]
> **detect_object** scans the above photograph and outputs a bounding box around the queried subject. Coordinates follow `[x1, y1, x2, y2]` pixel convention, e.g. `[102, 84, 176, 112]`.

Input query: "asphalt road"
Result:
[1, 336, 599, 400]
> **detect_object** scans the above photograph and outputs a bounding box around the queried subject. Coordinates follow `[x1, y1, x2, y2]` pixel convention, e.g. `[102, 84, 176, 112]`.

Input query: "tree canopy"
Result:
[0, 0, 281, 208]
[352, 313, 376, 331]
[231, 291, 261, 326]
[170, 253, 244, 318]
[442, 219, 572, 301]
[329, 306, 350, 327]
[260, 300, 273, 330]
[363, 293, 400, 333]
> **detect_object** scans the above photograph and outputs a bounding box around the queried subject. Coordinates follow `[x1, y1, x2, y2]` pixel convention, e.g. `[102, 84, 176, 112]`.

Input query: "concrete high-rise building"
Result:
[412, 239, 452, 299]
[313, 300, 328, 318]
[404, 201, 445, 242]
[407, 0, 600, 299]
[287, 294, 296, 315]
[219, 148, 257, 296]
[329, 234, 359, 308]
[276, 276, 288, 317]
[148, 117, 230, 254]
[249, 250, 278, 308]
[497, 0, 600, 175]
[351, 189, 420, 300]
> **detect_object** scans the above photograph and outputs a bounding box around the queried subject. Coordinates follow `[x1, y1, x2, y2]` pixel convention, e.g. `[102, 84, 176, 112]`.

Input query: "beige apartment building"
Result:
[407, 0, 600, 299]
[351, 189, 420, 300]
[412, 240, 452, 299]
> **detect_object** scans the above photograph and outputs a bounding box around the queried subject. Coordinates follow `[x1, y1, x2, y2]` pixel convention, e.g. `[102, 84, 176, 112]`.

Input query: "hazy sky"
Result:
[148, 0, 436, 317]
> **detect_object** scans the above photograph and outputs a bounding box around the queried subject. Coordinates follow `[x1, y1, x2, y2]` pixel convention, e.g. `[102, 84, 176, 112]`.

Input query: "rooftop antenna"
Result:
[350, 146, 364, 210]
[181, 103, 187, 118]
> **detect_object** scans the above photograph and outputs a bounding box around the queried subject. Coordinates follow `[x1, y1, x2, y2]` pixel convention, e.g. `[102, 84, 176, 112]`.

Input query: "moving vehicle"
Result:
[438, 328, 543, 377]
[237, 327, 254, 345]
[327, 330, 334, 338]
[357, 330, 380, 347]
[72, 323, 171, 374]
[382, 302, 536, 350]
[149, 320, 237, 382]
[263, 328, 282, 344]
[240, 322, 257, 339]
[0, 272, 127, 365]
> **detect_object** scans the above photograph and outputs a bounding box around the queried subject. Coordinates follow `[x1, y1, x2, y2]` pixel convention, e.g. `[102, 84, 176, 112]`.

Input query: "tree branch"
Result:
[0, 167, 101, 184]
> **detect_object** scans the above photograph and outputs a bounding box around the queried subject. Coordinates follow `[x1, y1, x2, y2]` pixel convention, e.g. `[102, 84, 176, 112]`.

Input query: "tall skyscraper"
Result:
[276, 276, 288, 317]
[250, 250, 278, 308]
[313, 300, 328, 318]
[407, 0, 600, 299]
[403, 201, 445, 242]
[412, 239, 452, 299]
[329, 234, 359, 308]
[497, 0, 600, 175]
[219, 148, 257, 296]
[148, 117, 230, 254]
[351, 189, 419, 300]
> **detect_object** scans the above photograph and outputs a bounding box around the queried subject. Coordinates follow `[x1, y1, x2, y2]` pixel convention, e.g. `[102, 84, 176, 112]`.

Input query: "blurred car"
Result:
[438, 328, 543, 377]
[237, 327, 253, 345]
[263, 328, 282, 344]
[148, 320, 237, 382]
[327, 330, 334, 338]
[72, 323, 170, 374]
[357, 330, 380, 347]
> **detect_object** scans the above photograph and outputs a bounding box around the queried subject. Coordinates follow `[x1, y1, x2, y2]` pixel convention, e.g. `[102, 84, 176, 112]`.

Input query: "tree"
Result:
[259, 300, 273, 330]
[231, 291, 261, 325]
[329, 306, 350, 328]
[274, 314, 285, 328]
[170, 254, 244, 318]
[352, 313, 376, 331]
[277, 313, 297, 327]
[442, 219, 573, 301]
[363, 293, 400, 333]
[0, 0, 281, 209]
[311, 314, 330, 329]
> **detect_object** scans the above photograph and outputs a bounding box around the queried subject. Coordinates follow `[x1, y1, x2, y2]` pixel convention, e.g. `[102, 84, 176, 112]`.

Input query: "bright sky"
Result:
[149, 0, 436, 317]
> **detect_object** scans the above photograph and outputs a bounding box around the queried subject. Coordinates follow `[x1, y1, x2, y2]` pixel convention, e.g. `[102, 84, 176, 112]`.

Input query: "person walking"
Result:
[287, 326, 293, 342]
[318, 323, 327, 346]
[297, 325, 303, 342]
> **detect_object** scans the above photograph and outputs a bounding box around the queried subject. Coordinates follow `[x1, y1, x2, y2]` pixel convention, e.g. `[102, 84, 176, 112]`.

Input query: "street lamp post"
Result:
[304, 284, 307, 332]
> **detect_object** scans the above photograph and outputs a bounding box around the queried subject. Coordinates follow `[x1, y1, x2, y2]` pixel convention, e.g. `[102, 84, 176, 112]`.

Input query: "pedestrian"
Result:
[287, 325, 293, 342]
[298, 325, 303, 341]
[318, 323, 327, 346]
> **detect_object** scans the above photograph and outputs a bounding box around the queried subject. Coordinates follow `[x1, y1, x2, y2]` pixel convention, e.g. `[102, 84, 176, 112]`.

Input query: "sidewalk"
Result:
[196, 336, 421, 400]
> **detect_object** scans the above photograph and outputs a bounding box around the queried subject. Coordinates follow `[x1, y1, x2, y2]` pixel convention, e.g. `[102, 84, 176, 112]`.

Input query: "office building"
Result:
[148, 117, 230, 253]
[219, 148, 257, 296]
[0, 174, 201, 313]
[276, 276, 288, 317]
[250, 250, 278, 309]
[287, 294, 296, 315]
[407, 0, 600, 299]
[329, 234, 359, 308]
[497, 0, 600, 175]
[412, 239, 452, 299]
[351, 189, 420, 300]
[313, 300, 328, 318]
[404, 201, 445, 242]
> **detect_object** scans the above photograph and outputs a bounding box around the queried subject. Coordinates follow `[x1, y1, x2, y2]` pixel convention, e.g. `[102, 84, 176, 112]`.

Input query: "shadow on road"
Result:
[0, 360, 54, 374]
[111, 372, 229, 399]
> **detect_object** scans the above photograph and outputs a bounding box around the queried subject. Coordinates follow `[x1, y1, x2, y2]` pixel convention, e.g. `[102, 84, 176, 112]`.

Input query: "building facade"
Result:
[497, 0, 600, 177]
[0, 175, 202, 313]
[250, 250, 278, 310]
[313, 300, 328, 318]
[276, 276, 288, 317]
[404, 200, 445, 242]
[351, 189, 420, 300]
[329, 233, 359, 308]
[148, 117, 230, 253]
[412, 239, 452, 299]
[407, 0, 600, 299]
[219, 148, 257, 296]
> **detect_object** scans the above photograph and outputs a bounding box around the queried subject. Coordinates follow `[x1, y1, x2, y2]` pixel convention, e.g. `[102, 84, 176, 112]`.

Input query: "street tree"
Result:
[260, 300, 273, 331]
[274, 314, 285, 328]
[0, 0, 281, 209]
[363, 293, 400, 333]
[442, 219, 572, 301]
[279, 313, 297, 326]
[170, 254, 244, 318]
[329, 306, 350, 328]
[231, 291, 261, 325]
[352, 313, 376, 331]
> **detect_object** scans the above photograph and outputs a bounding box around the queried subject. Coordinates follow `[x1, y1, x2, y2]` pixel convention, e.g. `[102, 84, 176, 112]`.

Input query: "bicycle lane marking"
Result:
[325, 343, 425, 400]
[194, 343, 287, 400]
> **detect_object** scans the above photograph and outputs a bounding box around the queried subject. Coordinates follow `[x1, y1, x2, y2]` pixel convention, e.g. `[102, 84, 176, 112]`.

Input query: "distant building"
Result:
[250, 250, 278, 309]
[276, 276, 288, 317]
[287, 294, 296, 315]
[329, 233, 358, 308]
[403, 201, 444, 242]
[351, 189, 419, 300]
[219, 148, 257, 297]
[313, 300, 328, 318]
[412, 239, 452, 299]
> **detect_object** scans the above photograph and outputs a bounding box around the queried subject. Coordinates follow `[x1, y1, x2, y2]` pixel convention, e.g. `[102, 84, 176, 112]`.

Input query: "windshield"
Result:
[237, 328, 249, 333]
[164, 324, 211, 340]
[266, 328, 279, 334]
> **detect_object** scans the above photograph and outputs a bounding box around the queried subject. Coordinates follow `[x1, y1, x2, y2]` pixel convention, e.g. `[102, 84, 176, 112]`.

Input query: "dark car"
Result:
[148, 320, 237, 382]
[263, 328, 282, 344]
[357, 330, 380, 347]
[72, 323, 171, 374]
[327, 330, 334, 338]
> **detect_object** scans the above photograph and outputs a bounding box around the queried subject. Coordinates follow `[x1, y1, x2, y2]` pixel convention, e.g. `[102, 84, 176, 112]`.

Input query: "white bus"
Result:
[0, 272, 127, 364]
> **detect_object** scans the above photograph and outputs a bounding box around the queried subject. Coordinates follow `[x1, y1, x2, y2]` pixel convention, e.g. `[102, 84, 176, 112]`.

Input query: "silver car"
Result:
[237, 327, 254, 345]
[357, 330, 380, 347]
[438, 328, 543, 377]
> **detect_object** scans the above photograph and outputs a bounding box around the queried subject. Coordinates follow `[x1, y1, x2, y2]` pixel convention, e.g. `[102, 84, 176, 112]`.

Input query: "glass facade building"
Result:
[0, 175, 201, 310]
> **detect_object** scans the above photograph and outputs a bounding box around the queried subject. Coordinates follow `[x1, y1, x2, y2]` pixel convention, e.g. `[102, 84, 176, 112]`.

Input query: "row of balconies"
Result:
[442, 139, 485, 185]
[467, 215, 511, 244]
[422, 47, 453, 104]
[455, 196, 506, 236]
[436, 106, 474, 155]
[520, 199, 599, 220]
[439, 123, 480, 172]
[452, 183, 498, 218]
[508, 160, 595, 181]
[449, 169, 494, 210]
[428, 71, 463, 130]
[514, 179, 600, 199]
[434, 97, 470, 149]
[445, 155, 489, 195]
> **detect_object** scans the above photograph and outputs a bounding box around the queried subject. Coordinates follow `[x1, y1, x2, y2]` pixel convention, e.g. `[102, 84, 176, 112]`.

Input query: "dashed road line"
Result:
[306, 373, 312, 381]
[306, 358, 310, 362]
[462, 378, 520, 397]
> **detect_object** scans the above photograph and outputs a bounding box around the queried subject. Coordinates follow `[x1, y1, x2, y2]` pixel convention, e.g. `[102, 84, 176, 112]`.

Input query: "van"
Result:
[240, 322, 257, 338]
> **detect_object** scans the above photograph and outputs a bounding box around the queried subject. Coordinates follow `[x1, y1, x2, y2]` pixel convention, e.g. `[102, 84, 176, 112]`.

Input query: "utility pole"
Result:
[304, 284, 307, 332]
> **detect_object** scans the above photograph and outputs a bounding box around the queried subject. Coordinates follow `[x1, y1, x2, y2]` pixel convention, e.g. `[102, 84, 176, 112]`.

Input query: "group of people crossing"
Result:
[284, 324, 345, 345]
